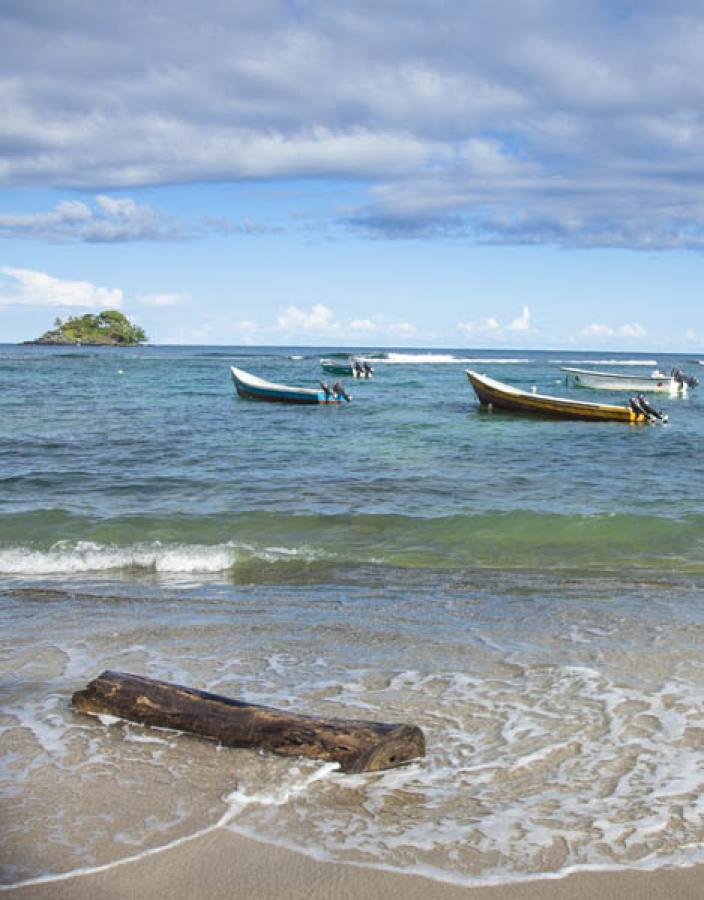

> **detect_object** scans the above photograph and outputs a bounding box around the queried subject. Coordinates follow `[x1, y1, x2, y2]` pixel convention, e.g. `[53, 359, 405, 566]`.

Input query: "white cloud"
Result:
[388, 321, 417, 339]
[458, 317, 500, 336]
[458, 310, 530, 339]
[581, 323, 615, 337]
[0, 195, 181, 243]
[276, 303, 338, 334]
[349, 318, 378, 333]
[508, 306, 531, 332]
[619, 322, 646, 338]
[0, 267, 123, 309]
[4, 3, 704, 248]
[580, 321, 647, 339]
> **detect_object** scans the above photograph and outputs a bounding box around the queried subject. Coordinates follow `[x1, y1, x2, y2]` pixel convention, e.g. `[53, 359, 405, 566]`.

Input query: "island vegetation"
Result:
[27, 310, 147, 345]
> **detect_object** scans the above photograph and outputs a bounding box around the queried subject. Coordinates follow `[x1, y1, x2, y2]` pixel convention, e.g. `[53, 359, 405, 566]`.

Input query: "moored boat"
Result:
[562, 366, 696, 395]
[466, 370, 664, 423]
[230, 366, 350, 404]
[320, 358, 374, 378]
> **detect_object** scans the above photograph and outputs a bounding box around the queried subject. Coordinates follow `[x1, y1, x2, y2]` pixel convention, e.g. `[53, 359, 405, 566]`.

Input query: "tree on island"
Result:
[30, 310, 148, 345]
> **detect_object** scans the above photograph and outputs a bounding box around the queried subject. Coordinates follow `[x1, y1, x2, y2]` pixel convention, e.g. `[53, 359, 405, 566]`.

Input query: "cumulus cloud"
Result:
[272, 304, 417, 342]
[580, 322, 647, 339]
[276, 303, 337, 334]
[458, 308, 531, 339]
[0, 196, 182, 242]
[508, 306, 531, 332]
[0, 266, 123, 308]
[5, 2, 704, 249]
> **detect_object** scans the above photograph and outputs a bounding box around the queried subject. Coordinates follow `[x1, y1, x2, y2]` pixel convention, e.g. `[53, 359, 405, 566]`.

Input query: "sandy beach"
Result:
[4, 829, 702, 900]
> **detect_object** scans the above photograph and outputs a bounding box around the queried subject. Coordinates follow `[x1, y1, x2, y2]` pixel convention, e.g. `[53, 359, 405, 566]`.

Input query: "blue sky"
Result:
[2, 0, 704, 349]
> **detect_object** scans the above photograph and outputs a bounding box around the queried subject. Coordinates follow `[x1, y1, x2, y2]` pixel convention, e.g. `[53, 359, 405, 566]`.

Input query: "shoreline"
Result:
[4, 829, 702, 900]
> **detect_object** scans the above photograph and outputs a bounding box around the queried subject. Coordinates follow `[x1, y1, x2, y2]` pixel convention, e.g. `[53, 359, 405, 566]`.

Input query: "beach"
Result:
[1, 345, 703, 896]
[5, 830, 704, 900]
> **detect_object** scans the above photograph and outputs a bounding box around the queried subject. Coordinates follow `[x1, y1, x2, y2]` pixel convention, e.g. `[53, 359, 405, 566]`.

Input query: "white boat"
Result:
[562, 366, 696, 395]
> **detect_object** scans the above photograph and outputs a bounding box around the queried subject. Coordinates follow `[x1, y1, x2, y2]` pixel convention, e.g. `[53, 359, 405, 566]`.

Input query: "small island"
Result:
[26, 310, 147, 345]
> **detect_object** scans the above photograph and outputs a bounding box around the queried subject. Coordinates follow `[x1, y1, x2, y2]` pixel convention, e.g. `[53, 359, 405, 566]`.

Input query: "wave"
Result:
[1, 510, 703, 576]
[549, 359, 659, 366]
[379, 353, 530, 364]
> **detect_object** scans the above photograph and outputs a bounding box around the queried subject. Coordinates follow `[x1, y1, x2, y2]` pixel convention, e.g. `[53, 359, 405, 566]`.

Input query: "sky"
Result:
[2, 0, 704, 349]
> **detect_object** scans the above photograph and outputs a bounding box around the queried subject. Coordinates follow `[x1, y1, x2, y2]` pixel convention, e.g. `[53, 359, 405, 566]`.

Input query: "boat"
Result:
[562, 366, 696, 395]
[320, 358, 373, 378]
[230, 366, 350, 404]
[465, 370, 665, 423]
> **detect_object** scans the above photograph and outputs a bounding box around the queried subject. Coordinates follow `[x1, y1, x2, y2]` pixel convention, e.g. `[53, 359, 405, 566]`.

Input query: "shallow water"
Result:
[1, 345, 703, 886]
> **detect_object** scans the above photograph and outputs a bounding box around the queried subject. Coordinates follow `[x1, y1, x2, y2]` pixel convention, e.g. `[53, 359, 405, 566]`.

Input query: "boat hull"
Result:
[321, 362, 354, 376]
[466, 370, 640, 422]
[230, 367, 342, 404]
[320, 359, 373, 378]
[562, 367, 685, 394]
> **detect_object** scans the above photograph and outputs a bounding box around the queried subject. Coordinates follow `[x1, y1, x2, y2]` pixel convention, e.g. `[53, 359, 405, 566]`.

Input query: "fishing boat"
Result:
[320, 358, 373, 378]
[465, 370, 664, 423]
[562, 366, 696, 395]
[230, 366, 350, 404]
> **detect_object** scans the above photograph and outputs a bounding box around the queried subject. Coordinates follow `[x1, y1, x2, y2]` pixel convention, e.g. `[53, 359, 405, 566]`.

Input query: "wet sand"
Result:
[5, 829, 702, 900]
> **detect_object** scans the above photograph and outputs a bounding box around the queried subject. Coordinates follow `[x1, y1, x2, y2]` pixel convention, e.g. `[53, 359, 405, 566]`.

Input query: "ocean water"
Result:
[1, 344, 704, 887]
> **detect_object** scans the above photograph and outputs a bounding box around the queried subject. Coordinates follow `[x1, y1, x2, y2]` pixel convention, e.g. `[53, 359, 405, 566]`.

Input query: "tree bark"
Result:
[72, 670, 426, 774]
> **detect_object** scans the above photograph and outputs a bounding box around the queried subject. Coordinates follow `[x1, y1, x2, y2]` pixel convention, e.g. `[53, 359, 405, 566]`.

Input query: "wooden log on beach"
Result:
[72, 670, 426, 774]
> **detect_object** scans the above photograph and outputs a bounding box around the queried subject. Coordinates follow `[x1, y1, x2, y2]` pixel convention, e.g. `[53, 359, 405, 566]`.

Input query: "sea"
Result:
[1, 344, 704, 889]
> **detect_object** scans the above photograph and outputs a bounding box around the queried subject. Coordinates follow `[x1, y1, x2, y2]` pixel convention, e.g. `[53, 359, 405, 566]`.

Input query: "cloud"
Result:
[458, 316, 500, 336]
[0, 266, 123, 308]
[508, 306, 531, 332]
[276, 303, 338, 334]
[580, 322, 647, 339]
[349, 318, 378, 333]
[0, 196, 182, 242]
[6, 2, 704, 249]
[458, 309, 531, 339]
[388, 321, 417, 339]
[270, 304, 418, 342]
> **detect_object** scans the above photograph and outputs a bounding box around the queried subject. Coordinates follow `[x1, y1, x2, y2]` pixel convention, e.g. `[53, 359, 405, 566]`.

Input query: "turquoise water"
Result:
[2, 345, 704, 886]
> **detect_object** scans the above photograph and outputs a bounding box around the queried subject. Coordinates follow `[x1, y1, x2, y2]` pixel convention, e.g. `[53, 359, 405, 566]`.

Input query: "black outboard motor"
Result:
[629, 396, 647, 419]
[332, 379, 351, 402]
[671, 367, 698, 388]
[363, 361, 373, 378]
[636, 393, 667, 422]
[320, 380, 334, 400]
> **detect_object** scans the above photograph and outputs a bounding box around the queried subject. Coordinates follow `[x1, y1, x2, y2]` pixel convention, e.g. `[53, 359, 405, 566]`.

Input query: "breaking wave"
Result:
[2, 510, 704, 576]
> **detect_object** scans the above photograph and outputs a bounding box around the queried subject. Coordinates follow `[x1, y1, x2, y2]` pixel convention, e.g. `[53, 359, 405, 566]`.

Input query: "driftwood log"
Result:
[72, 670, 426, 774]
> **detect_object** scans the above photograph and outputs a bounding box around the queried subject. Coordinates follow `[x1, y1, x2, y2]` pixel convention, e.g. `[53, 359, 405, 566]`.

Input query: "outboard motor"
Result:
[319, 380, 334, 400]
[332, 379, 352, 402]
[629, 396, 646, 418]
[671, 367, 698, 389]
[363, 361, 373, 378]
[636, 393, 667, 422]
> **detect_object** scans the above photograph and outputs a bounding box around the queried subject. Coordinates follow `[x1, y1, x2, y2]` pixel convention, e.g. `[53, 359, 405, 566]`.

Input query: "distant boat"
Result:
[466, 370, 664, 423]
[230, 366, 350, 405]
[562, 366, 696, 395]
[320, 358, 373, 378]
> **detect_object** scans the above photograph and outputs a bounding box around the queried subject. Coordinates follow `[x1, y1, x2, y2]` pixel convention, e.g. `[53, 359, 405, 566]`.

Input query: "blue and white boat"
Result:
[230, 366, 350, 404]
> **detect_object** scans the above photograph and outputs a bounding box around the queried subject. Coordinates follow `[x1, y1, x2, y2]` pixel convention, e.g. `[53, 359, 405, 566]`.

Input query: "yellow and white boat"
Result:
[466, 370, 665, 423]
